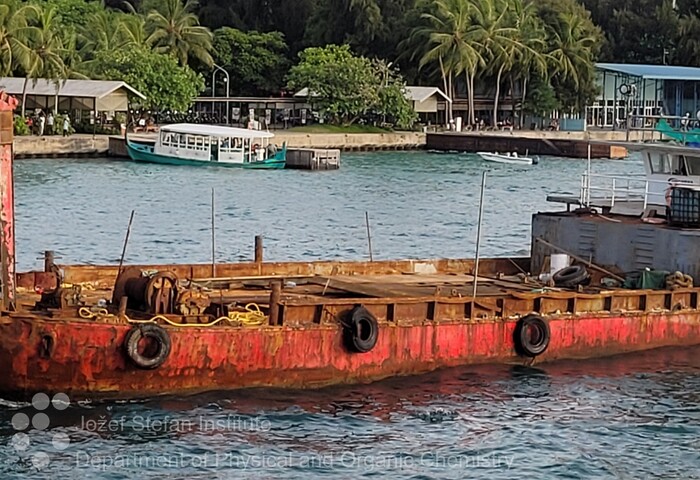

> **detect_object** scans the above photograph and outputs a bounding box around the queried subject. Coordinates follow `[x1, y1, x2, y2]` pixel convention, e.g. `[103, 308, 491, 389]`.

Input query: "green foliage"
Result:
[581, 0, 678, 64]
[212, 27, 289, 96]
[287, 45, 415, 128]
[35, 0, 104, 31]
[145, 0, 213, 66]
[523, 77, 560, 118]
[88, 48, 205, 111]
[13, 115, 30, 136]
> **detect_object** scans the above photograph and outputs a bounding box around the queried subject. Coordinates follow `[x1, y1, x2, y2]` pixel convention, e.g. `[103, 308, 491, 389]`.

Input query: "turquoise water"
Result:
[13, 151, 637, 270]
[2, 152, 698, 479]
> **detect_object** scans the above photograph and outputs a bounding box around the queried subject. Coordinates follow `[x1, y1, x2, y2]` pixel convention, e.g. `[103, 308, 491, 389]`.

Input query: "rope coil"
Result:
[78, 303, 266, 327]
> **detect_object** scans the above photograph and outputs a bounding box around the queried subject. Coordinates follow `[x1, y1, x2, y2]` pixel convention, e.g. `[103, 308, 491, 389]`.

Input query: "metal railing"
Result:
[580, 173, 669, 209]
[626, 114, 695, 143]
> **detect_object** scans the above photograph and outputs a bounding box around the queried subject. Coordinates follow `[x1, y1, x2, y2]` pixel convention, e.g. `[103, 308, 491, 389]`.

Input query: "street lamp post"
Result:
[212, 64, 230, 125]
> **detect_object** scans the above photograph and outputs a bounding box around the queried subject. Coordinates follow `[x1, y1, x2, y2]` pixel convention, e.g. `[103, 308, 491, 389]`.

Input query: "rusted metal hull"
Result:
[1, 309, 698, 401]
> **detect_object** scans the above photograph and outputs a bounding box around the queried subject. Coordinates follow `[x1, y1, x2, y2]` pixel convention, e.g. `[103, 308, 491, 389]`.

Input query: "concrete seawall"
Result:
[15, 135, 110, 158]
[14, 131, 427, 158]
[272, 132, 426, 150]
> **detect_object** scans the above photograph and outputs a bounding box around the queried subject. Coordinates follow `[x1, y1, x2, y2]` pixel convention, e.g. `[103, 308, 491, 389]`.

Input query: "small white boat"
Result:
[476, 151, 537, 165]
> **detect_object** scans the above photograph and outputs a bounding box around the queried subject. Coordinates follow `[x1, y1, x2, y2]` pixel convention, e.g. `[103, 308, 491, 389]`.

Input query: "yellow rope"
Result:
[78, 303, 266, 327]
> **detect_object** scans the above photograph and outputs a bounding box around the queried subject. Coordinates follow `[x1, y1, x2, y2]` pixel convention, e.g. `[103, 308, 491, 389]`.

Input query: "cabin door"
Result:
[211, 138, 219, 162]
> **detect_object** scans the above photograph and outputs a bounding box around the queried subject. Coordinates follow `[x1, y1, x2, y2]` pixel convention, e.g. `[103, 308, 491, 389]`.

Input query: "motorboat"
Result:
[476, 151, 537, 165]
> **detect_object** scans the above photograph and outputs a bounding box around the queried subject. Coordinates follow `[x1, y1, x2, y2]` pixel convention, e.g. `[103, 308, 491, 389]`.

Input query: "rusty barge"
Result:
[1, 91, 700, 401]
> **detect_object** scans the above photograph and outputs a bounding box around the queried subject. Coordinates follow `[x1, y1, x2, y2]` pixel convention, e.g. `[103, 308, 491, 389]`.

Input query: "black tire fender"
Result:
[514, 314, 551, 357]
[344, 306, 379, 353]
[124, 324, 171, 369]
[552, 265, 590, 288]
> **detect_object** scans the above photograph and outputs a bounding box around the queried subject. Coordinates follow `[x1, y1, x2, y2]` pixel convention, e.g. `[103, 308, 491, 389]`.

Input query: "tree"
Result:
[88, 47, 205, 111]
[79, 9, 128, 58]
[412, 0, 483, 123]
[581, 0, 679, 64]
[20, 4, 68, 116]
[375, 61, 418, 129]
[212, 27, 289, 96]
[512, 0, 547, 127]
[532, 0, 601, 114]
[522, 76, 560, 122]
[469, 0, 517, 127]
[0, 0, 35, 76]
[287, 44, 415, 128]
[146, 0, 213, 67]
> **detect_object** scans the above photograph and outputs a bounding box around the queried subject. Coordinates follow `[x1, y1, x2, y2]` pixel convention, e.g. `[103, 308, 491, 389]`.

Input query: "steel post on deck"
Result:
[0, 90, 18, 311]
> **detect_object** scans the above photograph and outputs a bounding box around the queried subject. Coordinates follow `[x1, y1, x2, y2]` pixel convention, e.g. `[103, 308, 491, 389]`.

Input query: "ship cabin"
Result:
[533, 143, 700, 283]
[155, 124, 276, 164]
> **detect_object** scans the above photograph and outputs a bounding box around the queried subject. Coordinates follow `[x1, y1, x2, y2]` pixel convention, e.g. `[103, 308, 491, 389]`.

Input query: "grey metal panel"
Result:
[532, 213, 700, 284]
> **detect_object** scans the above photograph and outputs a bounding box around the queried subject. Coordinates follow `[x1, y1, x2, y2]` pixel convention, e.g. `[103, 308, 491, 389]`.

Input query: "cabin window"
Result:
[649, 153, 671, 174]
[684, 156, 700, 175]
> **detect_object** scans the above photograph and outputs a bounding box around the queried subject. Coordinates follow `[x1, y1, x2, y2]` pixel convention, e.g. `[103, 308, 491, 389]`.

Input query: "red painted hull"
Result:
[1, 311, 699, 400]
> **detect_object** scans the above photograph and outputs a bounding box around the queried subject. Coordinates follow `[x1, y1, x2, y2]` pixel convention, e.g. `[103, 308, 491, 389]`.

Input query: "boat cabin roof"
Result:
[160, 123, 275, 139]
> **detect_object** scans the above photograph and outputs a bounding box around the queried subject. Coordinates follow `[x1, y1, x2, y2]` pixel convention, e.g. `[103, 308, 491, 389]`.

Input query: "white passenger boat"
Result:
[126, 124, 286, 169]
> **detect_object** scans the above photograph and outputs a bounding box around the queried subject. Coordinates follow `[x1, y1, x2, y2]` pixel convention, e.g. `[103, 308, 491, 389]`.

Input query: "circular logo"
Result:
[9, 392, 72, 471]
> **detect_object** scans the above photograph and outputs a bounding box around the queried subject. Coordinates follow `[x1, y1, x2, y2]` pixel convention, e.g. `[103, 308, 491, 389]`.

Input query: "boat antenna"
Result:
[115, 210, 136, 292]
[472, 171, 487, 299]
[365, 211, 374, 262]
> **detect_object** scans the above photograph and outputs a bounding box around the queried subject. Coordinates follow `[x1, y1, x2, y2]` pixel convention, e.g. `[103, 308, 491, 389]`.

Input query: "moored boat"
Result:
[1, 92, 700, 401]
[125, 123, 287, 169]
[476, 151, 537, 165]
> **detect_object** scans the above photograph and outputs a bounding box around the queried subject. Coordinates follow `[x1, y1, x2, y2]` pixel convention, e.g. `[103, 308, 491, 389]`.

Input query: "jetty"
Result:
[427, 130, 632, 158]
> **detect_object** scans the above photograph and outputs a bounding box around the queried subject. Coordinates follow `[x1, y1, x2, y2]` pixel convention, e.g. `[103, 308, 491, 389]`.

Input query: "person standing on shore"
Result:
[38, 113, 45, 136]
[47, 112, 54, 135]
[62, 114, 71, 137]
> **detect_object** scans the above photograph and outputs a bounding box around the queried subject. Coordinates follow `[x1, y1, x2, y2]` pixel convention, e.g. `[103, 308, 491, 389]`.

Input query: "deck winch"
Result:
[113, 267, 206, 315]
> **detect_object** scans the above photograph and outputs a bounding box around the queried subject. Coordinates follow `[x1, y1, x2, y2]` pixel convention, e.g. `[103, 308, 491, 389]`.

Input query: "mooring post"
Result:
[268, 280, 282, 326]
[0, 89, 18, 311]
[44, 250, 55, 272]
[254, 235, 263, 263]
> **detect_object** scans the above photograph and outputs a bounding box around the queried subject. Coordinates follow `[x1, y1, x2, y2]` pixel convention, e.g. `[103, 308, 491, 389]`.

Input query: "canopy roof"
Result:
[294, 86, 452, 103]
[0, 77, 145, 99]
[161, 124, 275, 139]
[404, 86, 452, 103]
[596, 63, 700, 81]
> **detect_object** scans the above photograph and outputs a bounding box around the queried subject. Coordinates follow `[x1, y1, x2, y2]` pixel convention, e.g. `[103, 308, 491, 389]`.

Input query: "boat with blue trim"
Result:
[125, 123, 286, 169]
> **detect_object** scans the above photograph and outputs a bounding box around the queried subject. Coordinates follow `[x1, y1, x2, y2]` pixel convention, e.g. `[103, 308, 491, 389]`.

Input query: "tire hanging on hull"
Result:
[344, 306, 379, 353]
[124, 324, 172, 369]
[514, 314, 550, 357]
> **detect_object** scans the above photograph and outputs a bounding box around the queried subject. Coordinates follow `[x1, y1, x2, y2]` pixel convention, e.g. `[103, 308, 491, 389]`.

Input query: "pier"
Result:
[285, 148, 340, 170]
[427, 131, 629, 158]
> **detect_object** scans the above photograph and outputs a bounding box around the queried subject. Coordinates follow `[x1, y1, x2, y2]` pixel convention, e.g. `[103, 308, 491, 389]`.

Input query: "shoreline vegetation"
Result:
[2, 0, 699, 133]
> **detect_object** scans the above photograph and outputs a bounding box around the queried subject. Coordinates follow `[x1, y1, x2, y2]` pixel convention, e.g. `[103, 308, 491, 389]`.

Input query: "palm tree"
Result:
[119, 13, 150, 48]
[470, 0, 517, 127]
[348, 0, 383, 42]
[79, 10, 127, 58]
[146, 0, 213, 67]
[20, 5, 68, 116]
[547, 12, 597, 90]
[0, 0, 36, 76]
[414, 0, 483, 123]
[510, 0, 547, 127]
